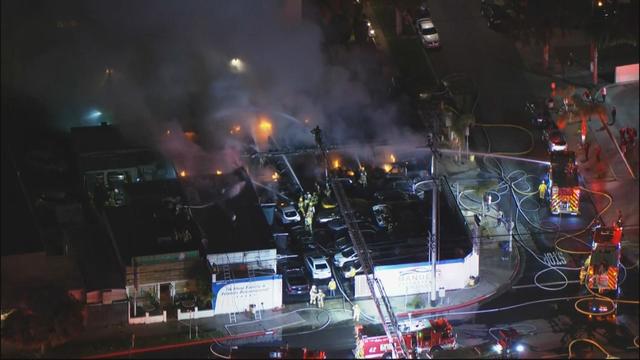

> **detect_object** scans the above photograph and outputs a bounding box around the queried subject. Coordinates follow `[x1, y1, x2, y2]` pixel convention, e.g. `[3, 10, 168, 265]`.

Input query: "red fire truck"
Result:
[548, 151, 581, 215]
[579, 225, 622, 320]
[354, 318, 457, 359]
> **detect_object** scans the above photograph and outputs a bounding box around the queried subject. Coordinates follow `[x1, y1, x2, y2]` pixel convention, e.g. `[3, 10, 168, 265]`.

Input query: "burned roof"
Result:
[104, 179, 201, 264]
[186, 168, 273, 254]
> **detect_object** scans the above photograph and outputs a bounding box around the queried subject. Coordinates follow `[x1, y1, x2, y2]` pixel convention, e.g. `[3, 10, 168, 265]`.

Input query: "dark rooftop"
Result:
[105, 179, 200, 264]
[186, 168, 273, 254]
[70, 124, 144, 155]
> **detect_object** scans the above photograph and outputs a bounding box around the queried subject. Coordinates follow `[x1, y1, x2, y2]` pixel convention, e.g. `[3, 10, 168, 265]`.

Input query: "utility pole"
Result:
[427, 133, 440, 304]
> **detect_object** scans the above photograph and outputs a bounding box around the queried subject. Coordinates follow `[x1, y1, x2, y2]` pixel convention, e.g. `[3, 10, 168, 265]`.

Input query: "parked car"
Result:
[480, 3, 510, 30]
[342, 260, 364, 278]
[305, 254, 332, 280]
[284, 268, 310, 295]
[327, 218, 371, 232]
[543, 123, 567, 153]
[372, 204, 392, 229]
[316, 208, 341, 224]
[275, 204, 301, 224]
[334, 246, 372, 268]
[373, 190, 410, 202]
[416, 18, 440, 49]
[334, 229, 379, 252]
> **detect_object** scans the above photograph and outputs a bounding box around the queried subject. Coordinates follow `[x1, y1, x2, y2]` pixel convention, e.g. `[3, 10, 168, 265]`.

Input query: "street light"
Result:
[229, 58, 246, 73]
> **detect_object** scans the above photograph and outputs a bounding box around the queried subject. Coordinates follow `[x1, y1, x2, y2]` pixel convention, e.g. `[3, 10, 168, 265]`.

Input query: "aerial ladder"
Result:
[309, 126, 410, 359]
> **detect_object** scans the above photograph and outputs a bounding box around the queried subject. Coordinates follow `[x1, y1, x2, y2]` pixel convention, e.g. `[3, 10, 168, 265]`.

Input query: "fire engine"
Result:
[548, 151, 581, 215]
[354, 318, 457, 359]
[579, 225, 622, 320]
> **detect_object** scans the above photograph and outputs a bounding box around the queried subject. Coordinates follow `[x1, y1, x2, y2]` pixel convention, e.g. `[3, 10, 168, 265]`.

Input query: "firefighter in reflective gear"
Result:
[347, 265, 357, 278]
[579, 255, 591, 284]
[305, 207, 314, 232]
[309, 285, 318, 305]
[298, 195, 305, 217]
[538, 181, 548, 202]
[328, 279, 337, 297]
[352, 303, 361, 322]
[358, 166, 368, 188]
[317, 290, 325, 308]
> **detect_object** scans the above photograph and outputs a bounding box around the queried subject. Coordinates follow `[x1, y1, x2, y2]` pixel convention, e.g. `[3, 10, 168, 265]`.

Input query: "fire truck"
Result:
[354, 319, 457, 359]
[579, 225, 622, 320]
[548, 151, 581, 215]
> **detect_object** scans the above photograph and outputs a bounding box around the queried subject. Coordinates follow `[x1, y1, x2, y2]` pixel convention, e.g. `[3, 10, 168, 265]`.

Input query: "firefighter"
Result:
[358, 166, 368, 188]
[309, 285, 318, 305]
[298, 195, 305, 217]
[580, 256, 591, 284]
[328, 278, 337, 297]
[495, 210, 504, 228]
[352, 303, 361, 322]
[303, 192, 311, 211]
[305, 208, 314, 232]
[615, 209, 623, 228]
[538, 180, 548, 203]
[317, 290, 325, 308]
[347, 265, 357, 278]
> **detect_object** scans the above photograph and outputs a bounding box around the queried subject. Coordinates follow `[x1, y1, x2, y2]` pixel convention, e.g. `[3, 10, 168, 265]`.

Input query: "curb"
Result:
[395, 245, 522, 319]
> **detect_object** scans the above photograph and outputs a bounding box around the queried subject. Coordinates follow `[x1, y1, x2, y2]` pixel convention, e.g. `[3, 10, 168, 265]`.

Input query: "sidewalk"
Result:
[518, 29, 640, 265]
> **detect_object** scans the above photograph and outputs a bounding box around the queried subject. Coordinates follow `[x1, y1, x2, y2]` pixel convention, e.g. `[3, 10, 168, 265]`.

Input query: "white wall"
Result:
[177, 307, 214, 320]
[354, 252, 479, 298]
[212, 275, 282, 315]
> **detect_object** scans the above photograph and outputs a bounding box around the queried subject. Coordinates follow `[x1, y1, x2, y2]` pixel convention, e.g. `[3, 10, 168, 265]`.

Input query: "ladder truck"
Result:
[354, 319, 457, 359]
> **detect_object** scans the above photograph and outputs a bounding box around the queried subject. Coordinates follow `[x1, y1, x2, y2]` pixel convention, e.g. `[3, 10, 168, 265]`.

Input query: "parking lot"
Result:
[256, 148, 472, 304]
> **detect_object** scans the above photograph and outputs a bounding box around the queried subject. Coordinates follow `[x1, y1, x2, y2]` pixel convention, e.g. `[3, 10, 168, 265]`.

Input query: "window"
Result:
[316, 263, 328, 270]
[422, 27, 437, 35]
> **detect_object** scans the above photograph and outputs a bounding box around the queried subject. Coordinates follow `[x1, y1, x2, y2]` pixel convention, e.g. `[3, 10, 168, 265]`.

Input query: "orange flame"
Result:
[184, 131, 196, 141]
[390, 154, 396, 163]
[272, 172, 280, 181]
[179, 170, 187, 177]
[383, 164, 393, 173]
[215, 170, 222, 175]
[333, 159, 341, 169]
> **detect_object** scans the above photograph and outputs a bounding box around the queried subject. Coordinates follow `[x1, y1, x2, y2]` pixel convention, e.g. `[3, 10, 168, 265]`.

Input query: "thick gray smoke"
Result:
[2, 0, 424, 173]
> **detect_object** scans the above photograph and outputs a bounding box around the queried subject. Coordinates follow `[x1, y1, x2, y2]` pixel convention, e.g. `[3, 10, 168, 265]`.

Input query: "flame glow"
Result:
[215, 170, 222, 175]
[229, 125, 241, 135]
[382, 164, 393, 173]
[179, 170, 187, 177]
[272, 172, 280, 181]
[166, 130, 171, 136]
[258, 118, 273, 132]
[184, 131, 196, 141]
[333, 159, 341, 169]
[347, 170, 355, 177]
[390, 154, 396, 163]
